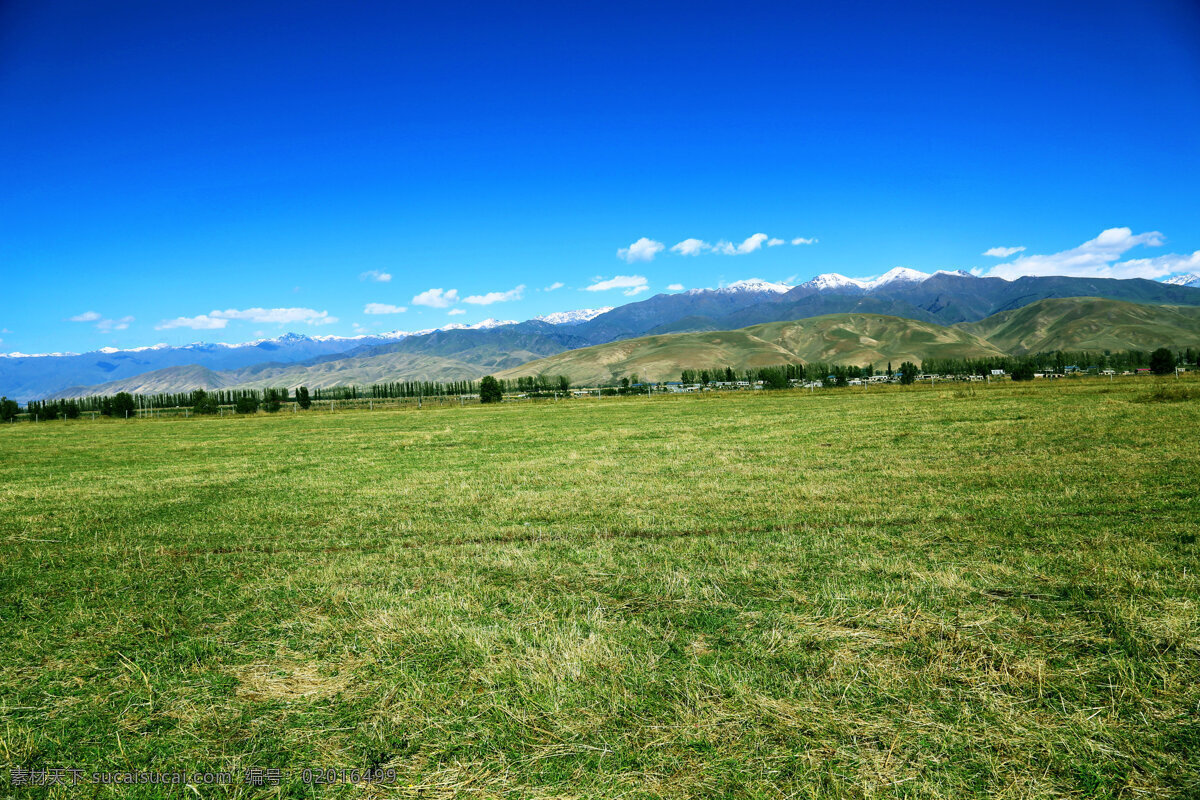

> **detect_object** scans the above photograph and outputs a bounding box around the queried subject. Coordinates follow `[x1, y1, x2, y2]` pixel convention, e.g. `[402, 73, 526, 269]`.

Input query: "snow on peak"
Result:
[860, 267, 931, 289]
[466, 318, 517, 330]
[1, 351, 80, 358]
[802, 273, 869, 291]
[311, 330, 410, 343]
[435, 318, 518, 332]
[534, 307, 613, 325]
[719, 278, 792, 294]
[1164, 273, 1200, 287]
[802, 267, 972, 291]
[96, 343, 170, 354]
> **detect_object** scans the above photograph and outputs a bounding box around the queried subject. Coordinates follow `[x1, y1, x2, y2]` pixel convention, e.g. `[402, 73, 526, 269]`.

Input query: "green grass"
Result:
[1, 378, 1198, 798]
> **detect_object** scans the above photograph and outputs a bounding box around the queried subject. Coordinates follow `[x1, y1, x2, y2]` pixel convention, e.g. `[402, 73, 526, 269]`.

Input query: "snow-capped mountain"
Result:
[433, 318, 518, 332]
[800, 267, 971, 292]
[681, 278, 793, 296]
[1164, 273, 1200, 287]
[714, 278, 793, 294]
[534, 308, 614, 325]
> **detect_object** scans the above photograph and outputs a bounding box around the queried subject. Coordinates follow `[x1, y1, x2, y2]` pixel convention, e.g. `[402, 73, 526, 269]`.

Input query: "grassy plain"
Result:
[1, 378, 1198, 798]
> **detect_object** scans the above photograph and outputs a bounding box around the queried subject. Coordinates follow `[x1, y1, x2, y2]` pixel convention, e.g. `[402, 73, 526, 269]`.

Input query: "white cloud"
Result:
[72, 311, 133, 331]
[586, 275, 650, 296]
[155, 307, 336, 330]
[213, 307, 337, 325]
[983, 228, 1197, 280]
[464, 285, 525, 305]
[412, 288, 459, 308]
[363, 303, 408, 315]
[714, 233, 770, 255]
[96, 316, 134, 333]
[791, 237, 818, 245]
[1113, 250, 1200, 279]
[544, 282, 565, 291]
[983, 246, 1026, 258]
[359, 270, 392, 282]
[156, 314, 228, 330]
[667, 283, 685, 291]
[447, 308, 466, 316]
[671, 238, 710, 256]
[617, 237, 665, 263]
[672, 233, 786, 256]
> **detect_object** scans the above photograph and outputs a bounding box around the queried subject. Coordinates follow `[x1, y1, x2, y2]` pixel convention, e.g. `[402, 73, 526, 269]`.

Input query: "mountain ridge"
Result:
[8, 273, 1200, 400]
[47, 296, 1200, 397]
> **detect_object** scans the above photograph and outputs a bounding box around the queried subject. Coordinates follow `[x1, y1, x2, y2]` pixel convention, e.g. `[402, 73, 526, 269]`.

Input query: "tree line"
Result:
[675, 347, 1196, 389]
[922, 347, 1193, 379]
[678, 363, 897, 387]
[4, 374, 573, 419]
[4, 346, 1194, 421]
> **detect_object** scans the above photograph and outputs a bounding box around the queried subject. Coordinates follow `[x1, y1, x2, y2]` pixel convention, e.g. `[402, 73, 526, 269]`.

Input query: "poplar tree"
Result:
[1150, 347, 1175, 375]
[234, 395, 260, 414]
[479, 376, 503, 404]
[112, 392, 137, 418]
[192, 389, 219, 415]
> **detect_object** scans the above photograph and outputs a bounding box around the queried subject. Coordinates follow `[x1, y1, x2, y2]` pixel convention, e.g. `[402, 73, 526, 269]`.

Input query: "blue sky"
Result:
[3, 0, 1199, 353]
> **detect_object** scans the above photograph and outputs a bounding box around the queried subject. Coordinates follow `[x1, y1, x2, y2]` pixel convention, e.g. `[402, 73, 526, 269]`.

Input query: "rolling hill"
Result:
[956, 297, 1200, 354]
[496, 313, 1006, 385]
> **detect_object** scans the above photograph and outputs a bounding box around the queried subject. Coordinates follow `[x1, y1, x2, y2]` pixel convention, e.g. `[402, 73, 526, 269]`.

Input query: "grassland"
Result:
[1, 378, 1198, 798]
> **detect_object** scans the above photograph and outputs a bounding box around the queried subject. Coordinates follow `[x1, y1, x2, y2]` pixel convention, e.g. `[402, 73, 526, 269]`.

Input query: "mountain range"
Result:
[498, 298, 1200, 384]
[7, 270, 1200, 401]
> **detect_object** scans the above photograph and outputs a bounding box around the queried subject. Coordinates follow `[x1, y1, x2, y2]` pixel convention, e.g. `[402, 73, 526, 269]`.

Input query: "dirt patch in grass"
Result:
[230, 655, 363, 703]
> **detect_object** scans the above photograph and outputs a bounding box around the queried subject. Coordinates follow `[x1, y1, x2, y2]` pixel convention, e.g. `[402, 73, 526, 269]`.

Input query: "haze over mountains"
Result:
[7, 271, 1200, 401]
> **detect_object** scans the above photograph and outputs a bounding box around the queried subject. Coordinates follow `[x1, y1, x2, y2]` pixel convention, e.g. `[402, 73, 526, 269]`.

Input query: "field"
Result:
[1, 379, 1198, 798]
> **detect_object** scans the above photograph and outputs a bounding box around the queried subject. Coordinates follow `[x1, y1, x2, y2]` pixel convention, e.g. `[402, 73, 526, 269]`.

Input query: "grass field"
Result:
[1, 379, 1198, 798]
